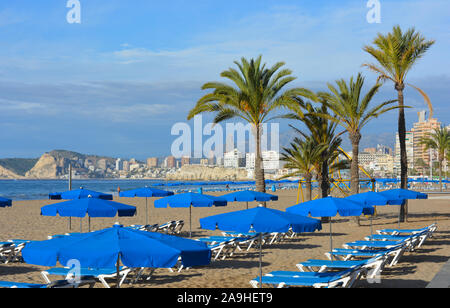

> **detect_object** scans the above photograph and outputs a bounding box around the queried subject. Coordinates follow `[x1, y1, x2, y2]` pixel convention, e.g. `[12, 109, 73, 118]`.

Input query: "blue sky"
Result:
[0, 0, 449, 159]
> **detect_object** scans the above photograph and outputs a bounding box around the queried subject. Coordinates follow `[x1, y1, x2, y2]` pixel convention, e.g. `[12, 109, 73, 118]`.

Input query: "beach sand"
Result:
[0, 189, 448, 288]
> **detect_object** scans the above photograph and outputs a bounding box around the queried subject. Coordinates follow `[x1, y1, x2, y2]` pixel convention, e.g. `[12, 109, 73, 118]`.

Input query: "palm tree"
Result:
[188, 56, 315, 194]
[363, 26, 435, 220]
[317, 73, 398, 196]
[287, 100, 348, 198]
[280, 137, 326, 201]
[420, 127, 450, 192]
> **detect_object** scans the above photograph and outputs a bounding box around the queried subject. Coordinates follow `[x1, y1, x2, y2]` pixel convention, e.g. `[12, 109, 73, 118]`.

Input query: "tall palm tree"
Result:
[317, 73, 398, 196]
[280, 137, 326, 201]
[420, 127, 450, 192]
[188, 56, 315, 193]
[363, 26, 435, 220]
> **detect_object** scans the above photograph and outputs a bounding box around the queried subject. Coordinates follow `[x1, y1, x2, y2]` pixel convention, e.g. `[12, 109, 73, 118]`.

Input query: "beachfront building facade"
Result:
[147, 157, 158, 168]
[224, 149, 245, 169]
[394, 131, 415, 175]
[246, 151, 280, 173]
[411, 111, 441, 168]
[359, 152, 394, 177]
[164, 156, 176, 169]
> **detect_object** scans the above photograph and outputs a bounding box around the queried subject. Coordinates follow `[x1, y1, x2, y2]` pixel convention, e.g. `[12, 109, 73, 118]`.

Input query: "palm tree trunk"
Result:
[397, 86, 408, 222]
[305, 174, 312, 201]
[439, 157, 443, 192]
[350, 133, 361, 195]
[254, 124, 266, 194]
[321, 159, 330, 198]
[350, 133, 361, 226]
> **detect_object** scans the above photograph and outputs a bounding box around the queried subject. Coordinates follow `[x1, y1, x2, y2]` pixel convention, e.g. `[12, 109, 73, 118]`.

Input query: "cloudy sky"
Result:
[0, 0, 449, 159]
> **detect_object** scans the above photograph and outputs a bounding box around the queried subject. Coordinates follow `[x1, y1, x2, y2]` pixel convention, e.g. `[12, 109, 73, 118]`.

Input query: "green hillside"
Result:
[0, 158, 39, 176]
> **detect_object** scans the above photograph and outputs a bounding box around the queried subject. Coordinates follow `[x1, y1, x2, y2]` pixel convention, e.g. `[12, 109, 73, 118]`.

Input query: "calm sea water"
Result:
[0, 179, 278, 201]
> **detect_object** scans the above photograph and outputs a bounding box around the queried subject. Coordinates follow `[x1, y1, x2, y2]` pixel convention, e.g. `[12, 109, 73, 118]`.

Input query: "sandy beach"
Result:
[0, 189, 448, 288]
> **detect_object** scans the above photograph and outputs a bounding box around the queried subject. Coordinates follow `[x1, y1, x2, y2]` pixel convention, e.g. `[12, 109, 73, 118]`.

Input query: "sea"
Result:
[0, 179, 297, 201]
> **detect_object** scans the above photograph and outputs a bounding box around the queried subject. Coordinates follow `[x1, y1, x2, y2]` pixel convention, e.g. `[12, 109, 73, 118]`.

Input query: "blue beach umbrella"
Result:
[22, 224, 211, 288]
[41, 198, 137, 232]
[378, 189, 428, 226]
[346, 191, 390, 207]
[200, 206, 322, 288]
[286, 197, 374, 252]
[378, 189, 428, 204]
[49, 188, 113, 201]
[0, 197, 12, 208]
[154, 193, 227, 237]
[119, 187, 174, 225]
[221, 190, 278, 210]
[346, 192, 392, 239]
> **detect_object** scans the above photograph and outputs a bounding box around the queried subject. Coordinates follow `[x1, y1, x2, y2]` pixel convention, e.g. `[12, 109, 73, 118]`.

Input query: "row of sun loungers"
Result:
[250, 224, 437, 288]
[196, 228, 297, 262]
[129, 220, 184, 235]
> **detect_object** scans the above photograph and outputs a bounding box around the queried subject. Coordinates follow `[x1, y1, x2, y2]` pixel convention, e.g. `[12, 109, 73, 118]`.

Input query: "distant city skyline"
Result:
[0, 1, 449, 159]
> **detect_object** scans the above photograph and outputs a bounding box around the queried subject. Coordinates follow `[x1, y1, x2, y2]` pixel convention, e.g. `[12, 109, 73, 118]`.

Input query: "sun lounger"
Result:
[343, 240, 404, 250]
[377, 224, 437, 237]
[204, 235, 259, 252]
[41, 267, 132, 288]
[197, 237, 239, 261]
[0, 279, 96, 288]
[296, 256, 386, 279]
[0, 240, 31, 264]
[250, 269, 362, 288]
[326, 246, 406, 267]
[364, 231, 429, 251]
[157, 220, 184, 234]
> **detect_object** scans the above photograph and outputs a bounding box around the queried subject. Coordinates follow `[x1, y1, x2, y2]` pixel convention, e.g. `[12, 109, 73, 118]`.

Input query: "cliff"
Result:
[25, 150, 116, 179]
[25, 153, 59, 179]
[0, 165, 25, 179]
[165, 165, 249, 181]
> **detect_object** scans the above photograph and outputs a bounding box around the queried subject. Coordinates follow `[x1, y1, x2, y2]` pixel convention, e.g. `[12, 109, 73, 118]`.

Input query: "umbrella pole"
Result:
[69, 217, 72, 230]
[88, 217, 91, 232]
[329, 218, 333, 258]
[247, 202, 249, 210]
[145, 197, 148, 225]
[80, 218, 82, 233]
[116, 254, 120, 288]
[189, 205, 192, 238]
[259, 232, 263, 289]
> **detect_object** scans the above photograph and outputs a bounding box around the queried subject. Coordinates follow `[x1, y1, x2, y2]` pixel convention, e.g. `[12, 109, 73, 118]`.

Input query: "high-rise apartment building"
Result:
[411, 111, 441, 166]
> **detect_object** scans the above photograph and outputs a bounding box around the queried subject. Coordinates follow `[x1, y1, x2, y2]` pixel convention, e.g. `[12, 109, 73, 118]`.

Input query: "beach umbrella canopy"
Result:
[41, 198, 136, 218]
[378, 189, 429, 227]
[154, 192, 227, 208]
[119, 187, 174, 198]
[286, 197, 375, 217]
[200, 206, 321, 288]
[41, 198, 136, 232]
[0, 197, 12, 208]
[154, 193, 227, 237]
[22, 224, 211, 287]
[200, 206, 322, 234]
[220, 190, 278, 209]
[221, 190, 278, 202]
[49, 188, 113, 201]
[378, 189, 428, 205]
[286, 197, 374, 253]
[346, 191, 390, 207]
[120, 187, 174, 225]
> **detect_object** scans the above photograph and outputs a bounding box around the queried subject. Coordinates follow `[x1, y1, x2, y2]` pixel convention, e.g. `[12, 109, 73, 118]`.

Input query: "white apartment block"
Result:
[224, 149, 245, 168]
[246, 151, 280, 173]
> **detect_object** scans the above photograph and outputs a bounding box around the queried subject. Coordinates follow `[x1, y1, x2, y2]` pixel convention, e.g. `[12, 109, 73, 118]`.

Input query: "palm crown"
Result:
[363, 25, 435, 114]
[317, 73, 398, 138]
[187, 56, 315, 125]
